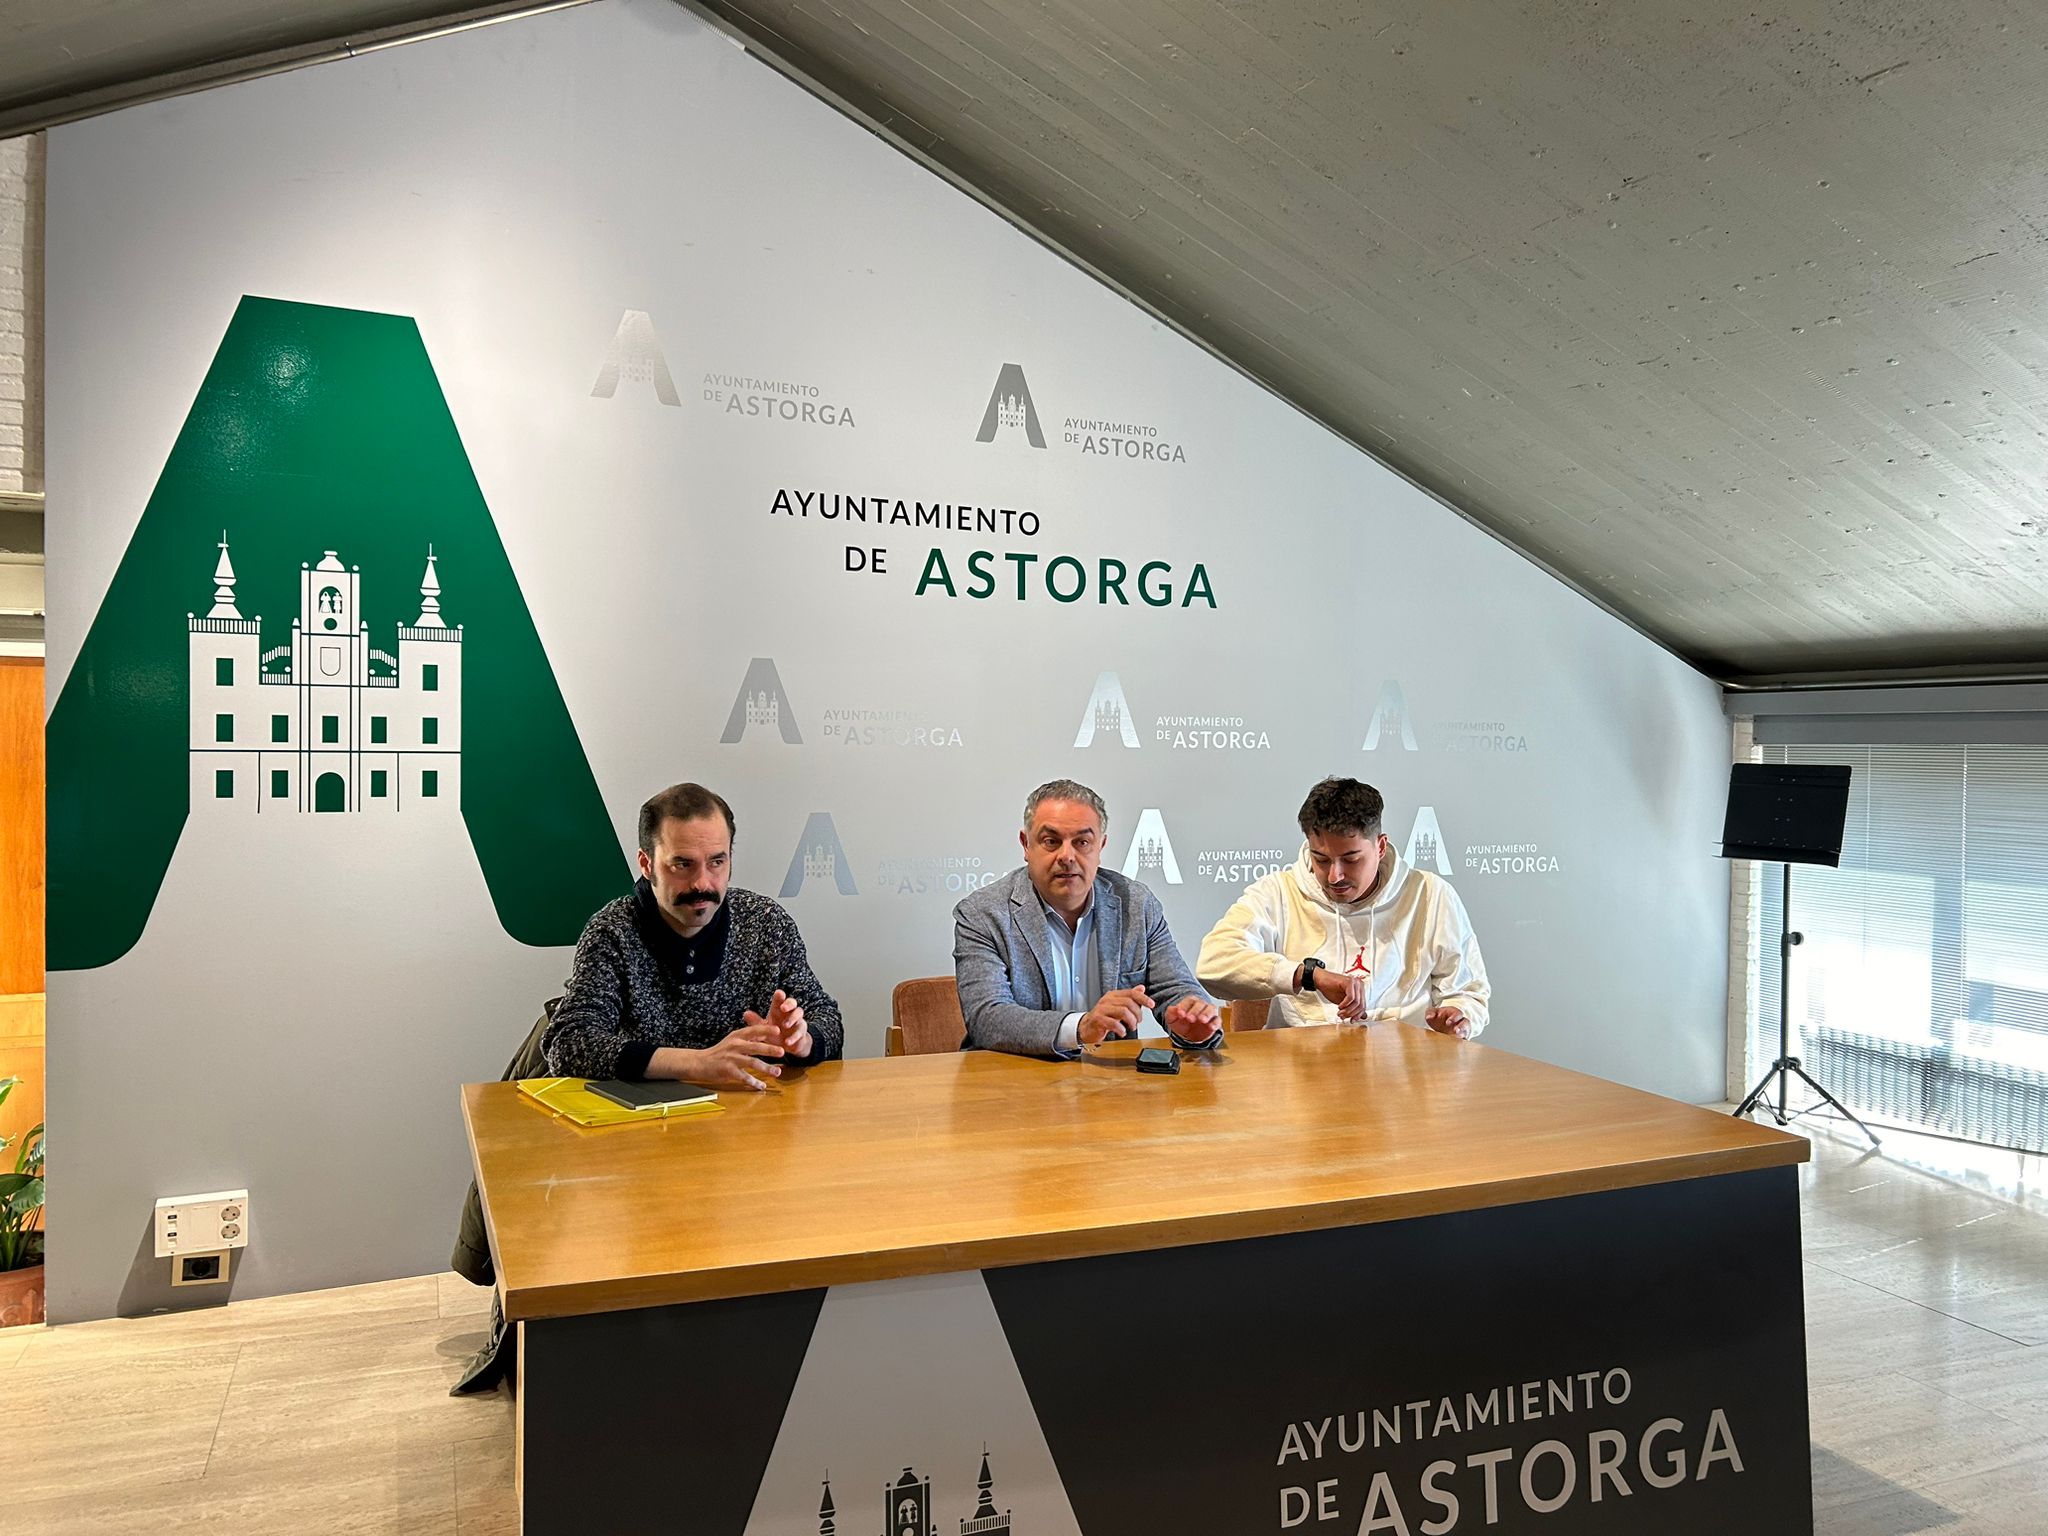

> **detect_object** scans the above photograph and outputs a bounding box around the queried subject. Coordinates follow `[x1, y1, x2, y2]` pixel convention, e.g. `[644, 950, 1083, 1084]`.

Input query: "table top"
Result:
[463, 1025, 1807, 1320]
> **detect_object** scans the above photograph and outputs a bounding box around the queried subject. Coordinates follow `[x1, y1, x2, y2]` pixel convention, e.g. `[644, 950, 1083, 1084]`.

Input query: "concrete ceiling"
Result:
[0, 0, 555, 134]
[5, 0, 2048, 682]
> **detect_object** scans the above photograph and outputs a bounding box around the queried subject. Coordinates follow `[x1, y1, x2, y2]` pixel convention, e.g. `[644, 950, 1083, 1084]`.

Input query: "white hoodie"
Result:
[1196, 844, 1491, 1032]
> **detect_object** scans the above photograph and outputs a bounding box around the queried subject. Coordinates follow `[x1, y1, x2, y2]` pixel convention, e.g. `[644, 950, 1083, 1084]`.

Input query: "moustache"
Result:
[672, 890, 721, 907]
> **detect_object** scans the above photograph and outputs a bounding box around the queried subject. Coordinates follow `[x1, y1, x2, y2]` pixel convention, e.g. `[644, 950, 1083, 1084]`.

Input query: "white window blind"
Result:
[1752, 744, 2048, 1151]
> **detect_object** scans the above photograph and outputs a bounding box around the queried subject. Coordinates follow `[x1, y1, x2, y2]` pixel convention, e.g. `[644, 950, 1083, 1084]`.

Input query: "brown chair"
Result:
[1224, 998, 1269, 1033]
[889, 976, 968, 1056]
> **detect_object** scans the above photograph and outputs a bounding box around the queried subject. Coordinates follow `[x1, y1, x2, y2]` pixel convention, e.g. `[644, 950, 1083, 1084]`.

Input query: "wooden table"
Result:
[465, 1026, 1812, 1536]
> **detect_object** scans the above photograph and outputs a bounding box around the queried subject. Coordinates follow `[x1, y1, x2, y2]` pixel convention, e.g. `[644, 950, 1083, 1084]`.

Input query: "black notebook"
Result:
[582, 1079, 719, 1112]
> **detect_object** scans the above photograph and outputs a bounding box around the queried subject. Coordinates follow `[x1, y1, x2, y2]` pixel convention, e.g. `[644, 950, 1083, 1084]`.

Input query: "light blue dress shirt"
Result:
[1041, 893, 1099, 1055]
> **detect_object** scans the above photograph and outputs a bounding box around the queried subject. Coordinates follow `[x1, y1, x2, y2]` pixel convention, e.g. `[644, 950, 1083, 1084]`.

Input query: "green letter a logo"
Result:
[46, 297, 625, 969]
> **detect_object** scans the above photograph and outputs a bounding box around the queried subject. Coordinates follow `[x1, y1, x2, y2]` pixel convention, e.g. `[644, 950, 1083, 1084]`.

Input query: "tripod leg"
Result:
[1789, 1064, 1881, 1146]
[1735, 1062, 1791, 1122]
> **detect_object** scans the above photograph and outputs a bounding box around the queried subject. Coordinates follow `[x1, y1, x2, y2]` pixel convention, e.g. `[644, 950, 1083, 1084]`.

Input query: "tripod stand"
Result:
[1734, 863, 1880, 1145]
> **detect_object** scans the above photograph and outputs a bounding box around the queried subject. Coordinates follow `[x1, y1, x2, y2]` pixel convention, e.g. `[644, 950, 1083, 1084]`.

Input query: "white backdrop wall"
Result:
[43, 0, 1729, 1322]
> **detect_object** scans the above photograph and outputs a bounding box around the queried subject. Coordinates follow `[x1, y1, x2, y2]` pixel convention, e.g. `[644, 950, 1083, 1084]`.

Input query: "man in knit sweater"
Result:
[542, 782, 845, 1088]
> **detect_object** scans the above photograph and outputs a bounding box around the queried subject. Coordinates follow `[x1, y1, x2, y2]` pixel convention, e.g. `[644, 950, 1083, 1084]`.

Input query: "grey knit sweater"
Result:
[541, 883, 845, 1080]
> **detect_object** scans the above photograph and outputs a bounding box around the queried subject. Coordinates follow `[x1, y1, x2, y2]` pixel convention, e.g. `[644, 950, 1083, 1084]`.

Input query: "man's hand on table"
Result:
[1162, 996, 1222, 1046]
[1425, 1007, 1473, 1040]
[647, 1022, 787, 1091]
[1312, 966, 1370, 1021]
[1078, 986, 1153, 1046]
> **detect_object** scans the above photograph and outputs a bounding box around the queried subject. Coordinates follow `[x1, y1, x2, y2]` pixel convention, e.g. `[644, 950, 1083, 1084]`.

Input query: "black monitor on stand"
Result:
[1721, 762, 1879, 1144]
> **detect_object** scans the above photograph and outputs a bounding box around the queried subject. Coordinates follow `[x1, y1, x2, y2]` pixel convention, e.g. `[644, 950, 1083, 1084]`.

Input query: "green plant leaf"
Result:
[0, 1173, 29, 1201]
[16, 1124, 41, 1177]
[0, 1076, 16, 1110]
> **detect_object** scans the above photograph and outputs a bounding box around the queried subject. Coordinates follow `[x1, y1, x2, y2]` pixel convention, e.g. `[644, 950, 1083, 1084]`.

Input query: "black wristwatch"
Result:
[1298, 958, 1325, 994]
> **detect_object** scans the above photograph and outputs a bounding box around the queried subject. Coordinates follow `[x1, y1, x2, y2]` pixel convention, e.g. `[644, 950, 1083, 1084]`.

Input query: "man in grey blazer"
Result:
[953, 778, 1222, 1057]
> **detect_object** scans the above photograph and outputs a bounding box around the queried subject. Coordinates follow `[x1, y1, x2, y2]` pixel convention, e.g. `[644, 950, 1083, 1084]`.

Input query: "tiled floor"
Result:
[1796, 1113, 2048, 1535]
[3, 1115, 2044, 1533]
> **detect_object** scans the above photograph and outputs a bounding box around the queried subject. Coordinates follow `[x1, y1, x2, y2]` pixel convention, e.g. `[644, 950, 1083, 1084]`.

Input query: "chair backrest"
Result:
[1224, 998, 1270, 1033]
[890, 976, 967, 1056]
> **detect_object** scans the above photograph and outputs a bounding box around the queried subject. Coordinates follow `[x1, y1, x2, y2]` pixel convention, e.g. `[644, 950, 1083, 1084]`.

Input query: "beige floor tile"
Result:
[9, 1437, 458, 1536]
[1820, 1448, 2048, 1536]
[1930, 1285, 2048, 1348]
[1904, 1339, 2048, 1426]
[19, 1273, 442, 1366]
[1912, 1451, 2048, 1536]
[1810, 1370, 2048, 1510]
[6, 1345, 240, 1502]
[1805, 1286, 2019, 1388]
[206, 1315, 511, 1474]
[455, 1433, 518, 1535]
[0, 1325, 35, 1366]
[1807, 1212, 2048, 1308]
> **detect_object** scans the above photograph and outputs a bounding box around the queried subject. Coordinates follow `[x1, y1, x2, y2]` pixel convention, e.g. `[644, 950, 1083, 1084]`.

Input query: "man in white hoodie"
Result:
[1197, 777, 1490, 1037]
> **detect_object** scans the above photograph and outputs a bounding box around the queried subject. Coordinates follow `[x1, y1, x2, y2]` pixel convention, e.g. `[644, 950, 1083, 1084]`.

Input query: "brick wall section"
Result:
[0, 132, 45, 496]
[1725, 715, 1760, 1100]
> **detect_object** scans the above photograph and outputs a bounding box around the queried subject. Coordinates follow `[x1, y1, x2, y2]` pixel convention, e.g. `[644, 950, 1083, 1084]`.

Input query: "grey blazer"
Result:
[952, 866, 1210, 1057]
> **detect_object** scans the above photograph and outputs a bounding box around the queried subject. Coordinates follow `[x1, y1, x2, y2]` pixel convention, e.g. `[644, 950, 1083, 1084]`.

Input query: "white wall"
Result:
[43, 0, 1730, 1322]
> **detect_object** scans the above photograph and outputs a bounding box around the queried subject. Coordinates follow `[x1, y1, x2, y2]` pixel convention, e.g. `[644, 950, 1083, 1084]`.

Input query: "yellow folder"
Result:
[516, 1077, 724, 1128]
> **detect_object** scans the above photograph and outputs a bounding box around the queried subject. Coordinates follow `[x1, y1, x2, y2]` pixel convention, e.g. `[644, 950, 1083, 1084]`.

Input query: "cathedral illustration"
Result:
[815, 1451, 1012, 1536]
[186, 534, 463, 814]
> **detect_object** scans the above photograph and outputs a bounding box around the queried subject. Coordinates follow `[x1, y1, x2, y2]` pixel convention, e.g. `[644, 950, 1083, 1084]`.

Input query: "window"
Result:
[422, 770, 439, 798]
[214, 713, 233, 743]
[422, 717, 439, 746]
[322, 715, 339, 744]
[1752, 743, 2048, 1152]
[371, 770, 388, 799]
[370, 715, 387, 745]
[271, 769, 289, 799]
[215, 657, 234, 686]
[214, 769, 234, 799]
[271, 714, 289, 743]
[423, 663, 439, 693]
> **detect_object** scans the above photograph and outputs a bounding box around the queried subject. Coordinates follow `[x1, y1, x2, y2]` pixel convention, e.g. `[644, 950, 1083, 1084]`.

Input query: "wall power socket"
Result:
[154, 1189, 250, 1259]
